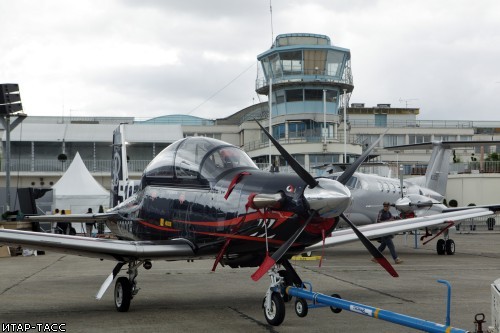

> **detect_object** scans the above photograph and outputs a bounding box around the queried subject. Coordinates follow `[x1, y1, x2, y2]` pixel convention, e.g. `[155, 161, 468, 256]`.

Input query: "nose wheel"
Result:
[263, 291, 285, 326]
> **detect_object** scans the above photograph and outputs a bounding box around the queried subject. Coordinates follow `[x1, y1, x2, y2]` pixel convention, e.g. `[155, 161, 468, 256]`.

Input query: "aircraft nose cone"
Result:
[303, 178, 351, 218]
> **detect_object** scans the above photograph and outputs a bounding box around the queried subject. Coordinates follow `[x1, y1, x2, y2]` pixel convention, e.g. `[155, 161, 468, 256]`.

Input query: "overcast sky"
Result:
[1, 0, 499, 121]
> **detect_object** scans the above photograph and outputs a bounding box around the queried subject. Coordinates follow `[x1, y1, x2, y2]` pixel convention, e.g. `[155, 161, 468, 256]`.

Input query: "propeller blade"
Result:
[256, 120, 318, 189]
[341, 213, 399, 277]
[251, 212, 316, 281]
[337, 131, 387, 186]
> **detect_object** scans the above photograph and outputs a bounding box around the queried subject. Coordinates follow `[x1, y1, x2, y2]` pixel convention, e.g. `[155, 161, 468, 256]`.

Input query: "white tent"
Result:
[52, 152, 110, 214]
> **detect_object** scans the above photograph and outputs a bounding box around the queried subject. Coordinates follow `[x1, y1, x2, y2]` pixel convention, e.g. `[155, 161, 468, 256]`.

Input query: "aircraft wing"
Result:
[443, 204, 500, 213]
[0, 229, 196, 261]
[24, 212, 120, 223]
[305, 208, 494, 251]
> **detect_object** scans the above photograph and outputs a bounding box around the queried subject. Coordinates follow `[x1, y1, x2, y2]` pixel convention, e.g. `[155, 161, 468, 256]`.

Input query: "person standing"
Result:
[57, 210, 70, 235]
[85, 208, 95, 237]
[52, 208, 60, 233]
[373, 202, 403, 264]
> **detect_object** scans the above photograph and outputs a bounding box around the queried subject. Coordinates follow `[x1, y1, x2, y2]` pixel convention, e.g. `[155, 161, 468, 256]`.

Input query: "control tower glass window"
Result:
[304, 50, 326, 75]
[327, 51, 345, 77]
[269, 54, 282, 77]
[277, 35, 329, 47]
[280, 51, 302, 75]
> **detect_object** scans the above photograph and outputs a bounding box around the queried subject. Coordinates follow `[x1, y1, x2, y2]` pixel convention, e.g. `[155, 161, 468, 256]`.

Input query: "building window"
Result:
[291, 154, 305, 166]
[326, 90, 337, 103]
[288, 122, 306, 138]
[304, 50, 326, 75]
[280, 51, 302, 75]
[269, 53, 282, 78]
[326, 50, 345, 77]
[409, 135, 431, 144]
[384, 135, 405, 147]
[274, 90, 285, 104]
[374, 114, 387, 127]
[309, 153, 339, 167]
[272, 124, 286, 139]
[286, 89, 303, 102]
[304, 89, 323, 101]
[357, 134, 379, 148]
[434, 135, 456, 141]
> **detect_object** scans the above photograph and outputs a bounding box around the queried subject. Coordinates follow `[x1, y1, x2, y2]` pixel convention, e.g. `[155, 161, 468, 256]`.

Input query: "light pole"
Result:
[0, 83, 27, 212]
[343, 89, 347, 163]
[323, 89, 327, 144]
[268, 77, 273, 169]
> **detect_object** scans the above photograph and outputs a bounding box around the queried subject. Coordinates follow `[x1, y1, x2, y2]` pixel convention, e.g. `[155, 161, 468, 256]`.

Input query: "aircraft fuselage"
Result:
[108, 168, 335, 266]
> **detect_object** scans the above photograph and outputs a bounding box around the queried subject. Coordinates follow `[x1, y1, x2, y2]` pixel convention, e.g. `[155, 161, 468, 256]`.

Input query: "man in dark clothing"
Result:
[85, 208, 95, 237]
[373, 202, 403, 264]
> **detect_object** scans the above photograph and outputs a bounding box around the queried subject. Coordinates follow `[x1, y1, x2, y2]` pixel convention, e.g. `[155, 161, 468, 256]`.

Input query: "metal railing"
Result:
[244, 134, 362, 152]
[2, 158, 500, 176]
[0, 159, 150, 173]
[348, 119, 477, 129]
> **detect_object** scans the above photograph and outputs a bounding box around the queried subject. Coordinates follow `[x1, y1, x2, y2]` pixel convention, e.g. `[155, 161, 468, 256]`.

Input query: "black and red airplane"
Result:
[0, 122, 399, 326]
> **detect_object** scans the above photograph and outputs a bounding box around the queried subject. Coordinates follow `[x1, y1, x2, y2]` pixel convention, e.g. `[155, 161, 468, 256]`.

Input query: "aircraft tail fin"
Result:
[422, 142, 450, 196]
[110, 124, 130, 207]
[386, 140, 500, 197]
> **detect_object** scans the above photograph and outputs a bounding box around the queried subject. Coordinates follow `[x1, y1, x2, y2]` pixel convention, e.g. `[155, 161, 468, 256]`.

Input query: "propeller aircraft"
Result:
[314, 140, 500, 255]
[0, 125, 498, 326]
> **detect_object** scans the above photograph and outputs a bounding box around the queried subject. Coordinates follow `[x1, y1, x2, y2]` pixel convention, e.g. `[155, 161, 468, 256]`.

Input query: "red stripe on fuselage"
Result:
[138, 220, 293, 246]
[171, 211, 295, 228]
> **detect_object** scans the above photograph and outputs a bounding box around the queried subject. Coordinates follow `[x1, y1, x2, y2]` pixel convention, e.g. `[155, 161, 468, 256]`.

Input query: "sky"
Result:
[1, 0, 500, 121]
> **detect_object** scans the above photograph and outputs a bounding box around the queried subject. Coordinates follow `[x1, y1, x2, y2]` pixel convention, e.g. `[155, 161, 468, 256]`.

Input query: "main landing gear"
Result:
[113, 260, 151, 312]
[97, 259, 152, 312]
[421, 224, 456, 255]
[436, 238, 455, 255]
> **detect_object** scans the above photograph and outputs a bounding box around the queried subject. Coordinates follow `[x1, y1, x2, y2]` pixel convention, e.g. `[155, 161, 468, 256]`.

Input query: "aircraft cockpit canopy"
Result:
[142, 137, 258, 187]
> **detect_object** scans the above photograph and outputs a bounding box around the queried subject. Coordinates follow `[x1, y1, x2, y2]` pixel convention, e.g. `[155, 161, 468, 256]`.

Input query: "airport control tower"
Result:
[254, 33, 357, 167]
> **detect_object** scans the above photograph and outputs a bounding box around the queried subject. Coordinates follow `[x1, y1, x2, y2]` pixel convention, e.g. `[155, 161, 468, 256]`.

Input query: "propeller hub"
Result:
[304, 178, 351, 218]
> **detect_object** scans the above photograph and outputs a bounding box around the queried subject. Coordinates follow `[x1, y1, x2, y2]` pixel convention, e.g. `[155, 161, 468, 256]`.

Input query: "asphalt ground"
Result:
[1, 231, 499, 333]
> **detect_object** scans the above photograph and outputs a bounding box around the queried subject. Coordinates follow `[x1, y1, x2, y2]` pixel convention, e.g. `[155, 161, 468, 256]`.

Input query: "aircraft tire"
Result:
[436, 239, 446, 255]
[330, 293, 343, 313]
[445, 239, 455, 255]
[115, 277, 132, 312]
[294, 298, 308, 317]
[263, 292, 285, 326]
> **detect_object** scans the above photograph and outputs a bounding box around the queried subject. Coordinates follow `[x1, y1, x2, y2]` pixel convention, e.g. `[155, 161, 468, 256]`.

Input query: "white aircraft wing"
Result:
[24, 212, 121, 223]
[306, 208, 493, 251]
[0, 229, 196, 261]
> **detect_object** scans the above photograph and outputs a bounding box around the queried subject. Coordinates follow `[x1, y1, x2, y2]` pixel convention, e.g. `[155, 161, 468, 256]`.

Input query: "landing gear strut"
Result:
[263, 266, 286, 325]
[262, 259, 303, 326]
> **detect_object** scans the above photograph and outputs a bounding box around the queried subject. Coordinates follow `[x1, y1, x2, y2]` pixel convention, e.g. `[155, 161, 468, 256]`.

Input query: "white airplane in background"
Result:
[310, 140, 500, 255]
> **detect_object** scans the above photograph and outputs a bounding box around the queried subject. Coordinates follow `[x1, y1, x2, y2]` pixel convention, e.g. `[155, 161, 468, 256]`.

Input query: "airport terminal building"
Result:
[1, 33, 500, 212]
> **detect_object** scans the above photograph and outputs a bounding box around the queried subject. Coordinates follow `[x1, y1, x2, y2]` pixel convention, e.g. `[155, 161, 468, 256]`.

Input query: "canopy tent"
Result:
[52, 152, 110, 213]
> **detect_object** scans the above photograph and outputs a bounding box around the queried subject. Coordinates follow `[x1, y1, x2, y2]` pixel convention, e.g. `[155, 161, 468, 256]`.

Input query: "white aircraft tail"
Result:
[110, 124, 136, 207]
[422, 142, 451, 196]
[387, 140, 500, 197]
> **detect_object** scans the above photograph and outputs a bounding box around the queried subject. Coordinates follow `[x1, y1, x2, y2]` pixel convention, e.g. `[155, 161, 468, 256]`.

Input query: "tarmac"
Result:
[0, 231, 499, 333]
